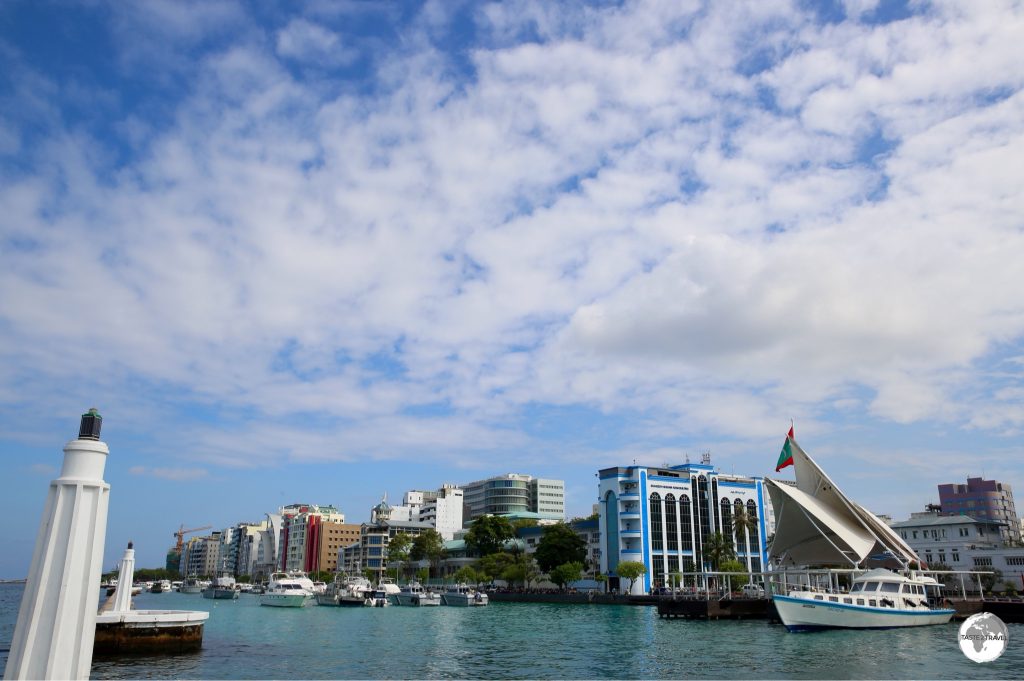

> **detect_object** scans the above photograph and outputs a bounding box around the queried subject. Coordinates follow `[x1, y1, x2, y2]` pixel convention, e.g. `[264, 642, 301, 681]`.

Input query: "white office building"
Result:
[460, 473, 565, 522]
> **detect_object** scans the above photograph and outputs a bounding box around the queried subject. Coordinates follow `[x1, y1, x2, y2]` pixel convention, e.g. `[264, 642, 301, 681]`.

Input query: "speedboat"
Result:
[772, 568, 955, 632]
[441, 583, 488, 606]
[179, 575, 203, 594]
[150, 579, 172, 593]
[394, 581, 441, 606]
[260, 571, 315, 607]
[366, 589, 391, 607]
[202, 574, 239, 600]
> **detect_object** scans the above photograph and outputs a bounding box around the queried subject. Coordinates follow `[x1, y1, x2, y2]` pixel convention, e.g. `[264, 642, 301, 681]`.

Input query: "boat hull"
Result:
[773, 595, 954, 632]
[395, 592, 442, 606]
[442, 592, 489, 606]
[260, 593, 312, 607]
[202, 588, 239, 600]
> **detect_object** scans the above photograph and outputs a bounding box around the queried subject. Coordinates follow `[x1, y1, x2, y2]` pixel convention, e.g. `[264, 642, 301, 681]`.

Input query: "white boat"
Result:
[150, 579, 172, 593]
[773, 568, 955, 632]
[441, 584, 488, 606]
[394, 582, 441, 606]
[260, 572, 315, 607]
[316, 574, 373, 606]
[179, 576, 203, 594]
[202, 574, 239, 600]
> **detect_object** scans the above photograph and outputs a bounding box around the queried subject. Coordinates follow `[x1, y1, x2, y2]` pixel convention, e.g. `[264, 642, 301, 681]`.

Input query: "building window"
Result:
[679, 495, 693, 552]
[720, 498, 733, 541]
[746, 499, 759, 550]
[952, 552, 960, 562]
[973, 557, 993, 567]
[1005, 556, 1024, 566]
[665, 494, 679, 551]
[650, 493, 663, 551]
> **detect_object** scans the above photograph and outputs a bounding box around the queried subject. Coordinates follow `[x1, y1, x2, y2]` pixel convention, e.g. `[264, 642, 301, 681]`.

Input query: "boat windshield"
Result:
[880, 583, 900, 593]
[850, 583, 864, 593]
[862, 581, 880, 591]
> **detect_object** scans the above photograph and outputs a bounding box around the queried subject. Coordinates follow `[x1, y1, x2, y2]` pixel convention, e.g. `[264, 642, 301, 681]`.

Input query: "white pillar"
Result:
[5, 409, 110, 681]
[110, 543, 136, 613]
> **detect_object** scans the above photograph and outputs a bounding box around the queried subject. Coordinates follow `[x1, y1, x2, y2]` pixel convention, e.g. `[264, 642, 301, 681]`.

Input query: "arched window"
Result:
[733, 499, 747, 554]
[665, 494, 679, 551]
[746, 499, 760, 550]
[605, 491, 619, 573]
[650, 493, 663, 551]
[720, 498, 733, 541]
[679, 494, 693, 552]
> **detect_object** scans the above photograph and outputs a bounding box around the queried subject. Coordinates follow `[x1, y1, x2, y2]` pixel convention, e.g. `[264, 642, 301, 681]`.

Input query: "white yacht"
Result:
[260, 572, 315, 607]
[773, 568, 955, 632]
[394, 582, 441, 606]
[150, 579, 172, 593]
[441, 584, 488, 606]
[316, 574, 373, 607]
[202, 574, 239, 600]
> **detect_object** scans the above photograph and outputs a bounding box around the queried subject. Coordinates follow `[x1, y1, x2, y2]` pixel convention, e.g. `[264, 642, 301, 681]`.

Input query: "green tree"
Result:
[511, 518, 539, 530]
[534, 523, 587, 573]
[732, 509, 756, 567]
[416, 567, 430, 583]
[549, 562, 585, 591]
[477, 552, 515, 583]
[362, 567, 376, 582]
[502, 553, 539, 589]
[410, 529, 446, 578]
[616, 560, 647, 593]
[388, 532, 413, 580]
[453, 566, 481, 584]
[595, 572, 608, 592]
[704, 532, 736, 571]
[464, 515, 516, 557]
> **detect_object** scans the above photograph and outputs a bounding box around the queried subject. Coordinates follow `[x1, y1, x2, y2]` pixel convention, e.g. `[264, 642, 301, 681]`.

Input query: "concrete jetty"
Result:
[93, 542, 209, 655]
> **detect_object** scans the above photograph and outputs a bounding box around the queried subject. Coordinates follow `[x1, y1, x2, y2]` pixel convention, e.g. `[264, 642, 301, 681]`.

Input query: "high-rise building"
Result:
[597, 460, 769, 594]
[279, 503, 346, 573]
[317, 521, 362, 573]
[938, 477, 1020, 543]
[417, 484, 464, 540]
[460, 474, 565, 522]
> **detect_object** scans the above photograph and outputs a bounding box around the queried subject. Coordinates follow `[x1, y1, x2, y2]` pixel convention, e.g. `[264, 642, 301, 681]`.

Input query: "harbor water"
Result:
[1, 584, 1021, 679]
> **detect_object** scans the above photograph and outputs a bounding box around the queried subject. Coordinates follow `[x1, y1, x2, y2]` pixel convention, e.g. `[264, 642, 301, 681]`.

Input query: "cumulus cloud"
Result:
[0, 0, 1022, 484]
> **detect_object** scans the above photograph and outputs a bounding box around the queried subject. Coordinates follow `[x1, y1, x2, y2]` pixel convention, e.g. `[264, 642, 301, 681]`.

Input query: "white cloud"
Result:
[1, 0, 1023, 472]
[275, 19, 359, 67]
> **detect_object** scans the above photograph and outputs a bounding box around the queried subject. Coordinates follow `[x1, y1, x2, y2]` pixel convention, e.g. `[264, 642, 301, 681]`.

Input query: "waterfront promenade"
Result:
[2, 585, 1022, 679]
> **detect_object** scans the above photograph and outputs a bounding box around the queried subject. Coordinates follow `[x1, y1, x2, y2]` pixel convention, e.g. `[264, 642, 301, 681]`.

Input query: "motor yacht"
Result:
[394, 582, 441, 606]
[772, 568, 955, 632]
[260, 572, 315, 607]
[441, 583, 488, 606]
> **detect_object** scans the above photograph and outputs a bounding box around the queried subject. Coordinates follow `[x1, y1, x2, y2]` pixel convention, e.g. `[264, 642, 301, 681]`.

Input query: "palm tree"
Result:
[732, 509, 757, 573]
[703, 532, 736, 571]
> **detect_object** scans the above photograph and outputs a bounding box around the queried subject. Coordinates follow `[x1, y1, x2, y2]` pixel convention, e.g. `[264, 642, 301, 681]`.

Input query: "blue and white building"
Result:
[598, 460, 770, 594]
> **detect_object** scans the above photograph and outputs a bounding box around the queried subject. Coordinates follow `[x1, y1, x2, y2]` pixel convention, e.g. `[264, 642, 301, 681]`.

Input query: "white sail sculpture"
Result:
[765, 434, 919, 568]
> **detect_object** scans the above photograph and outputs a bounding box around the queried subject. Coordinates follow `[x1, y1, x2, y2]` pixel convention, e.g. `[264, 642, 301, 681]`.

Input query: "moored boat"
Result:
[179, 575, 203, 594]
[316, 574, 373, 606]
[150, 579, 172, 593]
[260, 571, 315, 607]
[202, 574, 239, 600]
[394, 581, 441, 606]
[773, 568, 955, 632]
[441, 583, 488, 606]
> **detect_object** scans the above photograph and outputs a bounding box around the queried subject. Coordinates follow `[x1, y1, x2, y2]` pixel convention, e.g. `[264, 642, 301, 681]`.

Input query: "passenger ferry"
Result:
[260, 572, 315, 607]
[772, 568, 955, 631]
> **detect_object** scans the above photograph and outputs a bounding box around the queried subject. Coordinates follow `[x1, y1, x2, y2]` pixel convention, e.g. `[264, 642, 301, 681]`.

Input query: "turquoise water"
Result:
[1, 584, 1022, 679]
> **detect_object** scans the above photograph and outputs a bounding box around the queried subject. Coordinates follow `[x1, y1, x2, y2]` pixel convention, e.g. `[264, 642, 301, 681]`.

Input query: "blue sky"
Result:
[2, 0, 1023, 577]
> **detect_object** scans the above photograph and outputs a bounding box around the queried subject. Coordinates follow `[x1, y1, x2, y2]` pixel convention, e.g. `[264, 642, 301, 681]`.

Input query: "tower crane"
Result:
[173, 524, 212, 553]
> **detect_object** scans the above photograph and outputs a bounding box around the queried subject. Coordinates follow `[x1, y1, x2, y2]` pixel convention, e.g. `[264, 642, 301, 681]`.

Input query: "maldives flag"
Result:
[776, 426, 795, 472]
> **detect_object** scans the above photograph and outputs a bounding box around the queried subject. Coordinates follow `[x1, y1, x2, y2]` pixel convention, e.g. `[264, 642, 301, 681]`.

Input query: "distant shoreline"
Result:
[0, 579, 27, 584]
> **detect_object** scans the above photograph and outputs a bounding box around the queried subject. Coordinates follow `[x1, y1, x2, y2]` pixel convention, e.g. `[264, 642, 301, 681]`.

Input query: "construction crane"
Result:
[173, 524, 212, 553]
